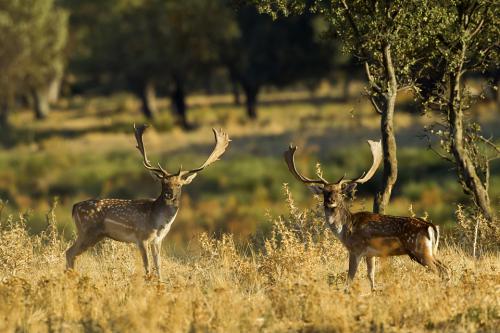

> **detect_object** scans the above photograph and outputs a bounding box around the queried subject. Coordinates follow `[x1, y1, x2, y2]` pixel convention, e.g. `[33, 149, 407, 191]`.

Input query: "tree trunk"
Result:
[243, 85, 259, 119]
[32, 86, 50, 119]
[171, 79, 190, 130]
[139, 81, 158, 119]
[0, 100, 8, 130]
[448, 73, 493, 221]
[373, 45, 398, 214]
[48, 75, 62, 103]
[231, 80, 241, 105]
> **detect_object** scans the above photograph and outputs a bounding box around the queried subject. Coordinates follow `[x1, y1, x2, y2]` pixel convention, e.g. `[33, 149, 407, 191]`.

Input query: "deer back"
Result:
[346, 212, 438, 256]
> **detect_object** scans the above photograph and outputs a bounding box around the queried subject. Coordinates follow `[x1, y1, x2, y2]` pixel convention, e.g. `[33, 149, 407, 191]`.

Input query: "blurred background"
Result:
[0, 0, 498, 251]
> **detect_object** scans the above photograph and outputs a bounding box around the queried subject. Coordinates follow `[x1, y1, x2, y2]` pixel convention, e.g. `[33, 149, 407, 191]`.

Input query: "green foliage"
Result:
[415, 1, 499, 218]
[0, 0, 68, 104]
[65, 0, 237, 94]
[224, 5, 334, 95]
[254, 0, 446, 90]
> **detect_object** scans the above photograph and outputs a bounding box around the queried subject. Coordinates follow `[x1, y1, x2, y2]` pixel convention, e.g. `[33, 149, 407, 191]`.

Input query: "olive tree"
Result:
[66, 0, 237, 129]
[418, 0, 499, 221]
[0, 0, 68, 127]
[255, 0, 444, 213]
[224, 4, 334, 119]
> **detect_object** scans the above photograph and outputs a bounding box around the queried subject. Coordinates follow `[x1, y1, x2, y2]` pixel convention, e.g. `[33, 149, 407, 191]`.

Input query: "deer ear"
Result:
[342, 182, 357, 199]
[183, 173, 197, 184]
[308, 185, 324, 195]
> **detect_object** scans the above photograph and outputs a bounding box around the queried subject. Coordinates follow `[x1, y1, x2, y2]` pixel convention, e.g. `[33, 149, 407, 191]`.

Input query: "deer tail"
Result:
[434, 225, 440, 253]
[427, 225, 440, 255]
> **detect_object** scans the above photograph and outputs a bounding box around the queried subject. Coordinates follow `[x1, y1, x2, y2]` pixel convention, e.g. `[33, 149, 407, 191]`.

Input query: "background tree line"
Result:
[1, 0, 340, 129]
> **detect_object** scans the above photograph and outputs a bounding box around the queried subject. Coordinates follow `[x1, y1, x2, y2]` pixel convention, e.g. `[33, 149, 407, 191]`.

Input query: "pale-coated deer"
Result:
[66, 124, 230, 279]
[284, 140, 448, 290]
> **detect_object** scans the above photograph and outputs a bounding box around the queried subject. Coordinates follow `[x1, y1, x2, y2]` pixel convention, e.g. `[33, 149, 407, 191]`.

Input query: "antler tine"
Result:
[133, 123, 169, 177]
[351, 140, 383, 184]
[181, 128, 230, 176]
[284, 145, 329, 185]
[334, 174, 346, 184]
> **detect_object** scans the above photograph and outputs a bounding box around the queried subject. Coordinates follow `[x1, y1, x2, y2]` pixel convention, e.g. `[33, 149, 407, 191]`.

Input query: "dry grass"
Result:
[0, 193, 498, 333]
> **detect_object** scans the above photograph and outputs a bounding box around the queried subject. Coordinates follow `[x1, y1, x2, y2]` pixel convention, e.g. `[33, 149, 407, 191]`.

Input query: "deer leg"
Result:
[137, 241, 150, 276]
[346, 253, 361, 289]
[423, 253, 449, 278]
[414, 233, 442, 274]
[66, 236, 84, 270]
[151, 241, 162, 280]
[366, 256, 376, 291]
[65, 231, 103, 270]
[412, 234, 450, 278]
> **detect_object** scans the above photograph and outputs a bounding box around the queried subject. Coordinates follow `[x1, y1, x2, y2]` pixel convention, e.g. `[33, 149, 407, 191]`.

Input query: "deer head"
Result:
[284, 140, 382, 233]
[134, 124, 230, 200]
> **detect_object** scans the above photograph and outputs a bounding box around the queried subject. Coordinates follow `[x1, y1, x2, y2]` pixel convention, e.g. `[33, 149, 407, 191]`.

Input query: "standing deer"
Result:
[284, 140, 448, 290]
[66, 124, 230, 279]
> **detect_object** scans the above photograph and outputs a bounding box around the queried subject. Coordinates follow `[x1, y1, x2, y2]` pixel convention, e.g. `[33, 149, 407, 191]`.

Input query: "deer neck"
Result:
[147, 185, 181, 229]
[326, 202, 352, 238]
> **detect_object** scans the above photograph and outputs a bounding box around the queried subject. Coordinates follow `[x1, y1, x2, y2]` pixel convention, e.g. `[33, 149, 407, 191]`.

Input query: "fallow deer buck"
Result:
[284, 140, 448, 290]
[66, 124, 230, 279]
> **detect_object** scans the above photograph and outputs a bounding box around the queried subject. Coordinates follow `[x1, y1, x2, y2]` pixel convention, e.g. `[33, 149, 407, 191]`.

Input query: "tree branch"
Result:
[340, 0, 362, 40]
[479, 135, 500, 153]
[468, 18, 484, 40]
[369, 95, 383, 115]
[428, 143, 454, 163]
[364, 62, 383, 93]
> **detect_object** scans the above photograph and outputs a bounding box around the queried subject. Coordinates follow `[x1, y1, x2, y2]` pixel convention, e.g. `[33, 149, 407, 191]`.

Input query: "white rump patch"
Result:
[434, 226, 440, 253]
[426, 226, 435, 256]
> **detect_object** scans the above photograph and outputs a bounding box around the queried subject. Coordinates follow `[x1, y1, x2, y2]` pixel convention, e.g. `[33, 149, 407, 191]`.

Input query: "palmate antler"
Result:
[134, 124, 230, 179]
[339, 140, 383, 185]
[284, 140, 383, 186]
[178, 128, 230, 177]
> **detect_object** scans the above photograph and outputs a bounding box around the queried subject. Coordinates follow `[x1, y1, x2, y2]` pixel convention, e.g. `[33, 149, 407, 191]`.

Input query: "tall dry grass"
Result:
[0, 192, 498, 333]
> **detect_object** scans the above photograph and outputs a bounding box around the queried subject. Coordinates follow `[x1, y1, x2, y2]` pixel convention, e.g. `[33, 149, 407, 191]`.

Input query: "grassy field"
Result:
[0, 194, 498, 332]
[0, 90, 498, 332]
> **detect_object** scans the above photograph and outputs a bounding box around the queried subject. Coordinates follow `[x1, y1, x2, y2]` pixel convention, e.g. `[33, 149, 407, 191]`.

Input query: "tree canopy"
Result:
[224, 4, 334, 118]
[0, 0, 68, 125]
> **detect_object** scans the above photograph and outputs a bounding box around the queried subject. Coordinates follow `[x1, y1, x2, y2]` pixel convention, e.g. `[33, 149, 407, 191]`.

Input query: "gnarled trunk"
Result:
[139, 81, 158, 119]
[373, 45, 398, 214]
[243, 84, 259, 119]
[32, 86, 50, 119]
[48, 75, 62, 103]
[0, 100, 8, 130]
[231, 80, 241, 105]
[448, 72, 492, 221]
[171, 78, 190, 130]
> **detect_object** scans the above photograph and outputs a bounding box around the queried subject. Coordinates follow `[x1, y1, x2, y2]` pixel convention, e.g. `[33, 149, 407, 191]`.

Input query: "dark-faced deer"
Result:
[66, 124, 230, 279]
[284, 140, 448, 290]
